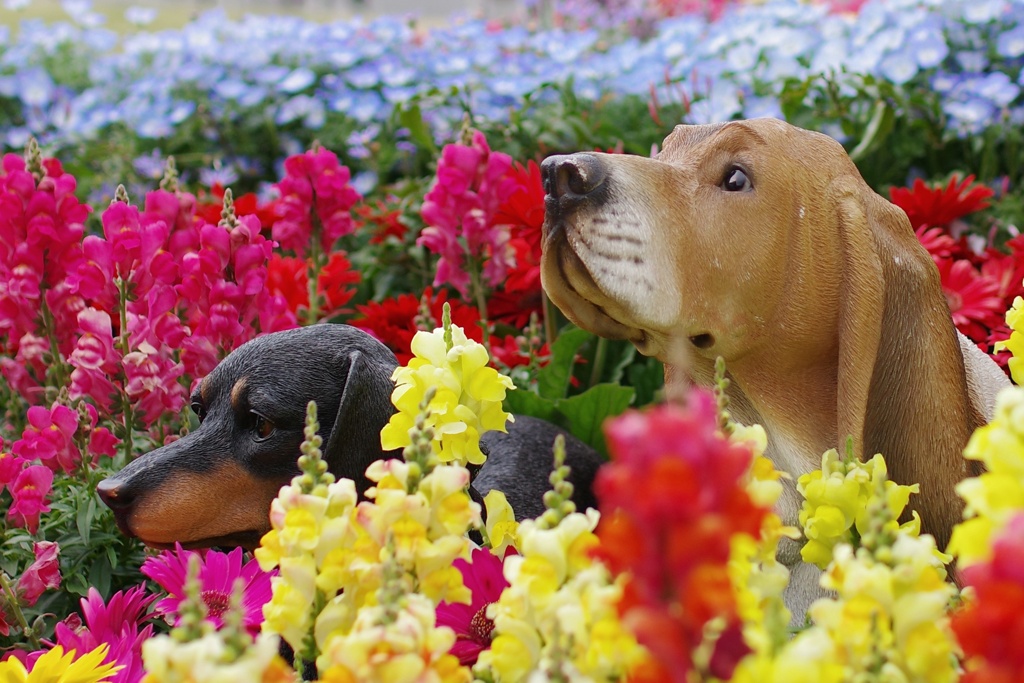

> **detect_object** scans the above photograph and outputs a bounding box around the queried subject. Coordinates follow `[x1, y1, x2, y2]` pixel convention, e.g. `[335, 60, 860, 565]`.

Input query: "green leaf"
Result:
[77, 496, 97, 546]
[554, 383, 635, 457]
[89, 555, 112, 598]
[503, 387, 558, 424]
[849, 100, 895, 163]
[398, 103, 437, 155]
[537, 326, 593, 400]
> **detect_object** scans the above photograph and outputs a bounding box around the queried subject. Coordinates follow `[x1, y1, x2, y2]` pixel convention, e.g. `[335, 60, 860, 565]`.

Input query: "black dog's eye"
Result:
[722, 167, 752, 192]
[190, 402, 206, 423]
[252, 412, 275, 440]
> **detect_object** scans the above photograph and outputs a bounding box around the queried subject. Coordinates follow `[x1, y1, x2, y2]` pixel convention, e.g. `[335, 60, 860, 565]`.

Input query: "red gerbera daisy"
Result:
[935, 258, 1005, 343]
[915, 224, 961, 263]
[435, 547, 510, 665]
[889, 175, 994, 230]
[140, 543, 274, 637]
[354, 198, 408, 245]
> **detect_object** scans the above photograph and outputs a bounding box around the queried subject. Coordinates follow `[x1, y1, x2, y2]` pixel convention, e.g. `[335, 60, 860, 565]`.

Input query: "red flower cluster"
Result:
[595, 392, 767, 682]
[951, 514, 1024, 683]
[890, 175, 1022, 365]
[351, 287, 483, 364]
[354, 197, 408, 245]
[487, 160, 545, 329]
[266, 251, 361, 320]
[194, 183, 283, 230]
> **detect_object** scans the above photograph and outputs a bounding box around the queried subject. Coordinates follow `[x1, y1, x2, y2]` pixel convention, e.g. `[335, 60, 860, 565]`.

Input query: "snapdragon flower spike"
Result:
[594, 393, 768, 682]
[418, 130, 518, 298]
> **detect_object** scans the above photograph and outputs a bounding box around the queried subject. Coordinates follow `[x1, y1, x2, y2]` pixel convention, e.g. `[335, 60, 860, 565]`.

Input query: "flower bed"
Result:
[1, 0, 1024, 680]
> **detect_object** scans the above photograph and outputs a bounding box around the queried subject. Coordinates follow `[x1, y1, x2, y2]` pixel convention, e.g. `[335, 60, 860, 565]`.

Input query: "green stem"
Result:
[588, 336, 608, 389]
[0, 572, 41, 651]
[115, 277, 134, 467]
[467, 257, 490, 353]
[38, 295, 69, 390]
[305, 194, 325, 326]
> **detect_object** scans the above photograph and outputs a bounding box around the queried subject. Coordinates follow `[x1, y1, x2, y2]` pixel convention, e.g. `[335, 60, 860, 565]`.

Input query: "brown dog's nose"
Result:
[96, 477, 134, 511]
[542, 154, 607, 199]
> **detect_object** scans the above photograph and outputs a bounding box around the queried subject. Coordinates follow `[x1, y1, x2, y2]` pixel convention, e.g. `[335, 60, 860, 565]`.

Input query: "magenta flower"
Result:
[12, 403, 81, 473]
[121, 342, 186, 424]
[435, 547, 510, 665]
[54, 585, 156, 683]
[68, 307, 121, 414]
[141, 544, 274, 636]
[272, 147, 361, 258]
[7, 464, 53, 533]
[419, 130, 518, 298]
[18, 541, 61, 605]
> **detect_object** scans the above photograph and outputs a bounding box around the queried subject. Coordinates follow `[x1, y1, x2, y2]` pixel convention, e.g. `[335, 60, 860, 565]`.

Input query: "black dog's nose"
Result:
[541, 154, 607, 199]
[96, 477, 134, 511]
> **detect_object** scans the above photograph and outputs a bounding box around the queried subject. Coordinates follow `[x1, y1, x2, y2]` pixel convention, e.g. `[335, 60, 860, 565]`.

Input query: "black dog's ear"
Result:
[323, 350, 401, 492]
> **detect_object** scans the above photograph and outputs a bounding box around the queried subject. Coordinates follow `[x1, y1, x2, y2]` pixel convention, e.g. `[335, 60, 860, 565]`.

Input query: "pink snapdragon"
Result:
[17, 541, 61, 605]
[419, 130, 518, 297]
[12, 403, 81, 473]
[121, 342, 186, 423]
[272, 147, 361, 257]
[7, 464, 54, 533]
[68, 307, 121, 414]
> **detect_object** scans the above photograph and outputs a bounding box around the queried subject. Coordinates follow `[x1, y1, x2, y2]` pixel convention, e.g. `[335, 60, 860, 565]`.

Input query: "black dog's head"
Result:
[96, 325, 400, 550]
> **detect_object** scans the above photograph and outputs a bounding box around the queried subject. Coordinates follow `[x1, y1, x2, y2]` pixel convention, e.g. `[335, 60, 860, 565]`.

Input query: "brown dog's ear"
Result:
[832, 176, 982, 551]
[323, 350, 401, 492]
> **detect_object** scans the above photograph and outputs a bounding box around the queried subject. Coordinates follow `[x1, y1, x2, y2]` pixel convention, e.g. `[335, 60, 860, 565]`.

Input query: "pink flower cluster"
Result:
[0, 541, 61, 637]
[419, 130, 519, 297]
[2, 403, 117, 532]
[272, 147, 362, 258]
[0, 154, 90, 400]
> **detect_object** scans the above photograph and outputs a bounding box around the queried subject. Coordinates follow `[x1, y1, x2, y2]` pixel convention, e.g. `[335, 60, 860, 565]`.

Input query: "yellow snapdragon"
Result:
[474, 438, 646, 682]
[947, 385, 1024, 565]
[380, 305, 515, 466]
[797, 448, 920, 569]
[995, 294, 1024, 384]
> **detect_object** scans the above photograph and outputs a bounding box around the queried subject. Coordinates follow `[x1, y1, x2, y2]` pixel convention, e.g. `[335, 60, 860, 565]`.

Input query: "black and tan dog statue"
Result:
[97, 325, 602, 550]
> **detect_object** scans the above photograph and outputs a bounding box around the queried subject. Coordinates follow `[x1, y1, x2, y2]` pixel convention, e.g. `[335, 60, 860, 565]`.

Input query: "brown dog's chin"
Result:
[549, 237, 638, 339]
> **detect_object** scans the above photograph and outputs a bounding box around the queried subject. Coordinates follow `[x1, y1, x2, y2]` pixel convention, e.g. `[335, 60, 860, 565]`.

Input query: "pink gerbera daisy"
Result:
[936, 257, 1005, 343]
[140, 543, 274, 636]
[435, 547, 511, 666]
[54, 585, 155, 683]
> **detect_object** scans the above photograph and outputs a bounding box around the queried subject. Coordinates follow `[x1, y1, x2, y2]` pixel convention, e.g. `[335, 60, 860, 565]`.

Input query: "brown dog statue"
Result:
[539, 117, 1010, 617]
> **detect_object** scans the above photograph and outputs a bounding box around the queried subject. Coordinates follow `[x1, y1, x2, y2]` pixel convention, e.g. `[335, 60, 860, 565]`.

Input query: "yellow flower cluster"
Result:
[256, 401, 481, 677]
[142, 632, 294, 683]
[947, 385, 1024, 565]
[0, 645, 120, 683]
[380, 313, 515, 466]
[806, 530, 959, 683]
[728, 423, 798, 657]
[995, 294, 1024, 384]
[317, 592, 468, 683]
[797, 448, 920, 569]
[255, 474, 363, 653]
[736, 459, 959, 683]
[475, 444, 645, 682]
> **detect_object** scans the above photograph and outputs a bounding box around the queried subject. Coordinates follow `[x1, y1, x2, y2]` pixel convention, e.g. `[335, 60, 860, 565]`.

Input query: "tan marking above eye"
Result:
[230, 377, 248, 411]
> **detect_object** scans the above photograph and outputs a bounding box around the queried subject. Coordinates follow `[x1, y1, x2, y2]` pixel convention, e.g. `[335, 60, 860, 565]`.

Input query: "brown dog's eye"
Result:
[252, 412, 275, 440]
[722, 167, 751, 192]
[190, 402, 206, 423]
